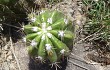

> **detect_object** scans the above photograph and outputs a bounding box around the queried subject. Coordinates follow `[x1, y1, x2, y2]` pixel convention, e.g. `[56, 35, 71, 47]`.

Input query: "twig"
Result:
[77, 33, 99, 43]
[70, 53, 89, 64]
[70, 53, 99, 65]
[0, 24, 3, 31]
[77, 26, 104, 43]
[10, 37, 21, 70]
[2, 23, 21, 29]
[68, 60, 88, 70]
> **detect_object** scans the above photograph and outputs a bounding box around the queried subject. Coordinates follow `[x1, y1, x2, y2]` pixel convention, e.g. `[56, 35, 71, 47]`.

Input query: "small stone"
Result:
[7, 55, 13, 61]
[4, 45, 9, 51]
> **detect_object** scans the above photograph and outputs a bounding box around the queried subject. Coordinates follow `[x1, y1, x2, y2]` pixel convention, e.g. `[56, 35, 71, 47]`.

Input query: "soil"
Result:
[87, 54, 110, 65]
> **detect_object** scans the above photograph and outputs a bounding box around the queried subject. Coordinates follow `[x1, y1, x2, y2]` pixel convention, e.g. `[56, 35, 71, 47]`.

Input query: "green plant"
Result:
[23, 10, 74, 64]
[0, 0, 9, 4]
[0, 0, 18, 5]
[83, 0, 110, 52]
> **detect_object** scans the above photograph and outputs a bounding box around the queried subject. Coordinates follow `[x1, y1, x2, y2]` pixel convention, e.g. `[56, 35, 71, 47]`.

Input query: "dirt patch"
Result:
[0, 37, 18, 70]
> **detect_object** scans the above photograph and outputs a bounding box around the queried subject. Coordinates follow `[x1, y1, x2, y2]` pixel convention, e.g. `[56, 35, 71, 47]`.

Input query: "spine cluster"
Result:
[23, 10, 73, 63]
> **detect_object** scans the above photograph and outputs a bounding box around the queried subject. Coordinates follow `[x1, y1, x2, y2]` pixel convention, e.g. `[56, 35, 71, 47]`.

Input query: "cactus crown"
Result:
[23, 10, 73, 64]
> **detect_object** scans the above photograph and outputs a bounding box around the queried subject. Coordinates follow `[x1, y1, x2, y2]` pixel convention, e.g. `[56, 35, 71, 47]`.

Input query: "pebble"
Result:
[7, 55, 13, 61]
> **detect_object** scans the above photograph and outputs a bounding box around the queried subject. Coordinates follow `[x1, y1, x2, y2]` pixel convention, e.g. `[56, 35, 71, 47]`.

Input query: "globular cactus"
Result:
[23, 10, 74, 64]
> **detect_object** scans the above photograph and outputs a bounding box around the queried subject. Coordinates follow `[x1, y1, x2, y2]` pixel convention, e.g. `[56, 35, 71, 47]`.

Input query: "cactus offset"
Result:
[23, 10, 74, 64]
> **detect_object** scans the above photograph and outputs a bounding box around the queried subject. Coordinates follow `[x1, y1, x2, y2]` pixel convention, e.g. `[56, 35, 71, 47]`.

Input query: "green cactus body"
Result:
[28, 46, 38, 56]
[24, 10, 74, 64]
[50, 35, 70, 56]
[37, 38, 46, 62]
[45, 36, 58, 63]
[49, 30, 73, 40]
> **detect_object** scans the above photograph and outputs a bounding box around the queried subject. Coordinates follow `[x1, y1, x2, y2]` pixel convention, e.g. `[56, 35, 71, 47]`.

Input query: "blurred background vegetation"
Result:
[82, 0, 110, 53]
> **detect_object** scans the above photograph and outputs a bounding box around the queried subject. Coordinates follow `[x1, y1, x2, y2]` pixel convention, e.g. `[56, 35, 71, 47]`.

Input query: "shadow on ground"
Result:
[29, 57, 67, 70]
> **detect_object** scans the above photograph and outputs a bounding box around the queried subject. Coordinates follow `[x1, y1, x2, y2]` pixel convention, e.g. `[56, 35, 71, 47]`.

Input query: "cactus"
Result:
[23, 10, 74, 64]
